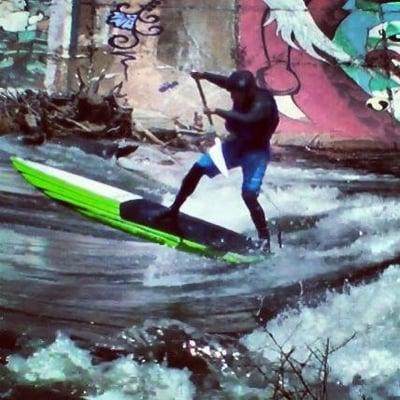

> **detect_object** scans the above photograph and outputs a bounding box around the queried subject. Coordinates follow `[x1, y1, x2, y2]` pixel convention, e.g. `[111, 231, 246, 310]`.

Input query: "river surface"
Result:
[0, 134, 399, 399]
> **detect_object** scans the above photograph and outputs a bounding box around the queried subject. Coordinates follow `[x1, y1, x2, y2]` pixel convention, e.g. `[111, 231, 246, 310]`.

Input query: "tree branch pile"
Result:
[0, 70, 134, 146]
[0, 82, 210, 152]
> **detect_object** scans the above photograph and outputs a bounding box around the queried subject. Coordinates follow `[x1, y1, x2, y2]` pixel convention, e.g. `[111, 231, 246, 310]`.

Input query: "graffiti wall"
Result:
[5, 0, 396, 146]
[0, 0, 52, 89]
[239, 0, 400, 146]
[102, 0, 237, 131]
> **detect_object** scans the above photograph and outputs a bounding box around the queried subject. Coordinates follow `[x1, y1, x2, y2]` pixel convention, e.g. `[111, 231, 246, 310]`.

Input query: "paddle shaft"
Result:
[194, 78, 215, 129]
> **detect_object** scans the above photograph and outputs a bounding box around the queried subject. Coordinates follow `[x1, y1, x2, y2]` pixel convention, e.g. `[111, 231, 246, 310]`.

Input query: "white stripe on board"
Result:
[15, 158, 141, 203]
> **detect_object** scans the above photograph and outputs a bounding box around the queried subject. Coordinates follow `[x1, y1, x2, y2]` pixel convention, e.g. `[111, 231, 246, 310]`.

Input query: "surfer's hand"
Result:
[191, 71, 204, 80]
[203, 107, 216, 116]
[204, 137, 216, 148]
[200, 132, 216, 150]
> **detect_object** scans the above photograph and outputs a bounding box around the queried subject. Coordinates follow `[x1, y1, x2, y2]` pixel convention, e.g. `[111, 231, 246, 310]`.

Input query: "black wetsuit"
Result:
[203, 72, 279, 150]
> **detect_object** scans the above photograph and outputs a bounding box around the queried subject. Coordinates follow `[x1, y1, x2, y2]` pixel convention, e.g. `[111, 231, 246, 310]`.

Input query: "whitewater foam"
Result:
[7, 332, 196, 400]
[242, 265, 400, 397]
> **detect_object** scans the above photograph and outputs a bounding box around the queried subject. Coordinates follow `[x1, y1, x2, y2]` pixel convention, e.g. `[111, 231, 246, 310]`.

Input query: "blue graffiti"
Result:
[159, 81, 179, 93]
[107, 11, 138, 31]
[107, 1, 163, 79]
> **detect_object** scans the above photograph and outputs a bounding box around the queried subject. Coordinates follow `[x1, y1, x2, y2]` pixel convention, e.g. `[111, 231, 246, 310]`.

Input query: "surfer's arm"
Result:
[214, 102, 266, 124]
[201, 72, 230, 89]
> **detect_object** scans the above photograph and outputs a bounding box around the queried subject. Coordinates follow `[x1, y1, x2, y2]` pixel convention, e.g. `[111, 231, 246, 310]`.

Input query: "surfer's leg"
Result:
[242, 190, 270, 234]
[241, 150, 271, 249]
[160, 153, 219, 219]
[168, 164, 206, 214]
[163, 143, 236, 217]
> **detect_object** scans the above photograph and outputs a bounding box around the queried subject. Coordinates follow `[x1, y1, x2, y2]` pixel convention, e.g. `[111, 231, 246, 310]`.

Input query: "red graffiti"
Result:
[238, 0, 397, 144]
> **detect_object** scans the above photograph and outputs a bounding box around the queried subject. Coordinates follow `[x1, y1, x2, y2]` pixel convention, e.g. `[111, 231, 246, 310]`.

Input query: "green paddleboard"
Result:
[11, 157, 266, 264]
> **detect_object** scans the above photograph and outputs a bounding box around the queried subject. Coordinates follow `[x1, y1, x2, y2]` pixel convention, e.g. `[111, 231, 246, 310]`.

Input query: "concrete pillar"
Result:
[45, 0, 75, 93]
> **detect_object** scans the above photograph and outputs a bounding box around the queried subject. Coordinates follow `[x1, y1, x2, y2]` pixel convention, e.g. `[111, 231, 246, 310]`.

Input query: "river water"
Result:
[0, 134, 399, 399]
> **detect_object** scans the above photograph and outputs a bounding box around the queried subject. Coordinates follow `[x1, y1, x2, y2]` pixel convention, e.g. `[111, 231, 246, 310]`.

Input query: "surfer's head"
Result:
[227, 70, 257, 106]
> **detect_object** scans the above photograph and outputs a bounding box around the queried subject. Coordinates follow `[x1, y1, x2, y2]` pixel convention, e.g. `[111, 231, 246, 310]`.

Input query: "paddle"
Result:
[193, 76, 229, 177]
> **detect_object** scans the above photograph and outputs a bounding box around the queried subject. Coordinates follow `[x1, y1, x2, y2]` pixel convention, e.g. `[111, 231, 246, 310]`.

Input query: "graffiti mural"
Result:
[334, 1, 400, 121]
[107, 0, 163, 79]
[0, 0, 51, 88]
[239, 0, 400, 144]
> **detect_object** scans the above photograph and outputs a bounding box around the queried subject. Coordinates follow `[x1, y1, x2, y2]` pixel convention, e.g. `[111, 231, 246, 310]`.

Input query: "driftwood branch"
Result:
[248, 329, 357, 400]
[142, 128, 166, 145]
[64, 117, 92, 132]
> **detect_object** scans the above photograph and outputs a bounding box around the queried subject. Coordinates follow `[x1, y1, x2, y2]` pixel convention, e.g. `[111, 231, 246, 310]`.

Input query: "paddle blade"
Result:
[208, 137, 229, 177]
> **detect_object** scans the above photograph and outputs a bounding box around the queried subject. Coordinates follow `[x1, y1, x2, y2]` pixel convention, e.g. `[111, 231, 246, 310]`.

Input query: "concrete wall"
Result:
[63, 0, 238, 133]
[238, 0, 400, 148]
[39, 0, 238, 133]
[105, 0, 238, 132]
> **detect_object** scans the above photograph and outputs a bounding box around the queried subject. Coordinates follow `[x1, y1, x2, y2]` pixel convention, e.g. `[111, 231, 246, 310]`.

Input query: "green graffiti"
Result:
[0, 0, 50, 89]
[0, 57, 14, 69]
[0, 30, 49, 87]
[334, 2, 400, 101]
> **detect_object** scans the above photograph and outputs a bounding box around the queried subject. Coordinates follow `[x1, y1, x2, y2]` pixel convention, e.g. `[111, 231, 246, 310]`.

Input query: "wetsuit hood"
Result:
[227, 70, 256, 92]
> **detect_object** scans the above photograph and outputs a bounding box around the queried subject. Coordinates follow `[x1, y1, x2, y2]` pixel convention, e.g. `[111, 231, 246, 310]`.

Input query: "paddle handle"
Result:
[194, 77, 215, 128]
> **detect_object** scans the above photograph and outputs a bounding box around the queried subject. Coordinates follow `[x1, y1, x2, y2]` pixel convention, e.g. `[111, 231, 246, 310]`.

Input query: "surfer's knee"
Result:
[242, 173, 263, 196]
[195, 154, 219, 178]
[187, 163, 206, 180]
[241, 190, 259, 206]
[180, 164, 206, 194]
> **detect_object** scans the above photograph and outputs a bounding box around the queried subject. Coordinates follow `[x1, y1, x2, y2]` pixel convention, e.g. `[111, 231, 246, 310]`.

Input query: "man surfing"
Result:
[162, 70, 279, 252]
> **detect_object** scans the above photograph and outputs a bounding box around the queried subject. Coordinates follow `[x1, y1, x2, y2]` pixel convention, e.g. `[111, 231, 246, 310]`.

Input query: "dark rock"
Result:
[0, 330, 20, 351]
[7, 384, 82, 400]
